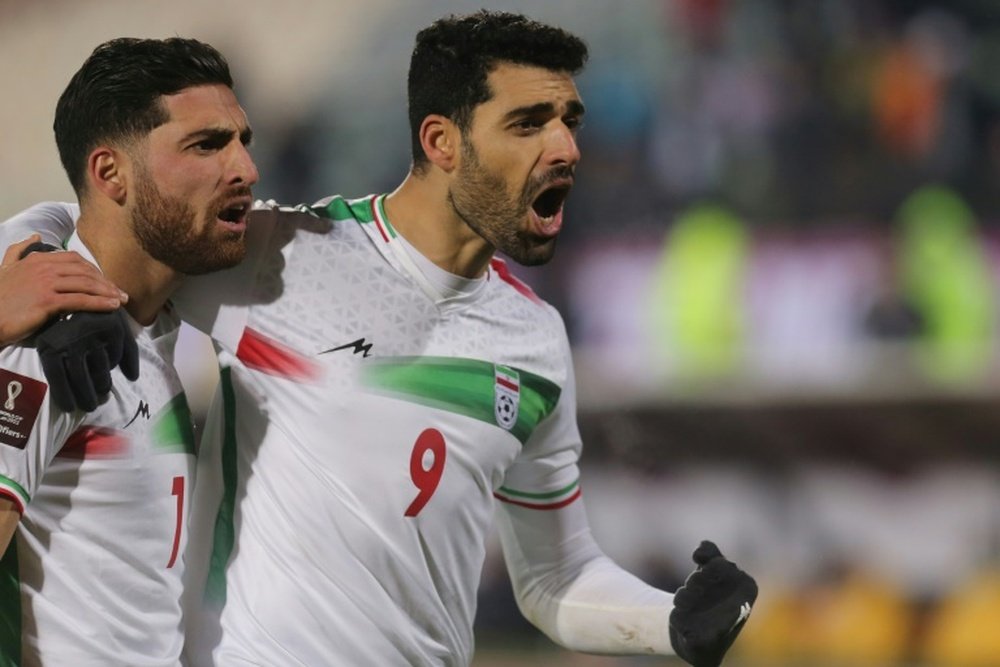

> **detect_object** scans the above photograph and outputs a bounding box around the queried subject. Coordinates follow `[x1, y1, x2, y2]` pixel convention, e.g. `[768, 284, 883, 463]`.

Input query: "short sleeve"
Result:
[496, 334, 583, 510]
[0, 346, 77, 512]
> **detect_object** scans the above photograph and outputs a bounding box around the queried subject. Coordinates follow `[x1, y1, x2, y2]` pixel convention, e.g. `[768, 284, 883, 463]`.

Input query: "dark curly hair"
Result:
[407, 10, 588, 171]
[54, 37, 234, 195]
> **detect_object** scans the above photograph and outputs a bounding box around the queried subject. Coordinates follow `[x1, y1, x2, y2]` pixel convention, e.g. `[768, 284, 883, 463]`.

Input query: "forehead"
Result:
[478, 63, 582, 118]
[155, 84, 249, 136]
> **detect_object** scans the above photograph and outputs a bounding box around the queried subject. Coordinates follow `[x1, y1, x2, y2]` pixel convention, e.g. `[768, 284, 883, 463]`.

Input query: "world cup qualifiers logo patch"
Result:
[494, 365, 520, 431]
[0, 369, 48, 450]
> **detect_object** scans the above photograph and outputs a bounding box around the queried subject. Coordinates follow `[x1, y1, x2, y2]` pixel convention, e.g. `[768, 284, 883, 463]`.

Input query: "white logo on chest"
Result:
[494, 365, 520, 431]
[5, 381, 22, 410]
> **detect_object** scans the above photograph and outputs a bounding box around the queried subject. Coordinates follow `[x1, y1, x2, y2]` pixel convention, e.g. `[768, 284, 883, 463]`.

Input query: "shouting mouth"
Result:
[217, 197, 253, 232]
[529, 182, 571, 238]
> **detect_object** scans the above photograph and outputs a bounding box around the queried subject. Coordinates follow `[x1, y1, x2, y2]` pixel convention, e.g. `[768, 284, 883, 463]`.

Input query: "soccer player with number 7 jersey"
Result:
[0, 38, 257, 665]
[0, 11, 757, 667]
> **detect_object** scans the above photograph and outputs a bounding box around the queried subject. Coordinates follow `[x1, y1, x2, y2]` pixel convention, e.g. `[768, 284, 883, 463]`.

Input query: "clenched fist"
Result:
[669, 540, 758, 667]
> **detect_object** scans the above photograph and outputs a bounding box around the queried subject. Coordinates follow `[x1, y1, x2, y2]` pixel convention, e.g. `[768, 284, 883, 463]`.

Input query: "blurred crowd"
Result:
[564, 0, 1000, 233]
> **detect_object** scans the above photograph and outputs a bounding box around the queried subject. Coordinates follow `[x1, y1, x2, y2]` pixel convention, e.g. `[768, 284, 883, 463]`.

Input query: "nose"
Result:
[547, 122, 581, 167]
[229, 142, 260, 187]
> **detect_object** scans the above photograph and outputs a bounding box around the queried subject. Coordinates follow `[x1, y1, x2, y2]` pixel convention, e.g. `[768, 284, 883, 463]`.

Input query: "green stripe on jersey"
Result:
[152, 393, 197, 455]
[205, 367, 239, 606]
[361, 356, 561, 444]
[0, 538, 20, 666]
[0, 476, 28, 509]
[311, 196, 375, 223]
[498, 479, 579, 500]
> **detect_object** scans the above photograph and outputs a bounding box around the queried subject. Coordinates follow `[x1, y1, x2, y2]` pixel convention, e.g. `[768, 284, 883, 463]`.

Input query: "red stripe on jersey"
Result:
[237, 327, 320, 382]
[370, 197, 390, 243]
[490, 258, 542, 305]
[494, 487, 582, 511]
[0, 488, 25, 514]
[57, 426, 129, 459]
[496, 377, 519, 392]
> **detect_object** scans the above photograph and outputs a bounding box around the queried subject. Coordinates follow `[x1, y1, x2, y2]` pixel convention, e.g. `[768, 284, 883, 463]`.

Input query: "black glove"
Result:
[35, 310, 140, 412]
[669, 540, 758, 667]
[18, 240, 61, 258]
[19, 241, 139, 412]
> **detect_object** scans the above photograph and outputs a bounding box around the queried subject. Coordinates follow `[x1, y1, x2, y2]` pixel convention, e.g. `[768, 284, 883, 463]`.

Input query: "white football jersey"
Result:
[177, 195, 582, 666]
[0, 233, 196, 667]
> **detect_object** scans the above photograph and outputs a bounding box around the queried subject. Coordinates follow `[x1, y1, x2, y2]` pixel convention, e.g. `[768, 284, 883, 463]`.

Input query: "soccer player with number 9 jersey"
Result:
[0, 11, 757, 667]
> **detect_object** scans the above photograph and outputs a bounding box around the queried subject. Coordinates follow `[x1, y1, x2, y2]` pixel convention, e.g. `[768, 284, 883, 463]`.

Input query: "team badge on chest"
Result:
[494, 365, 520, 431]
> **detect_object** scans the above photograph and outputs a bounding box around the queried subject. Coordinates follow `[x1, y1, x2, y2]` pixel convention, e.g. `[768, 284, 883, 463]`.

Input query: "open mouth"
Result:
[531, 185, 571, 226]
[217, 200, 251, 228]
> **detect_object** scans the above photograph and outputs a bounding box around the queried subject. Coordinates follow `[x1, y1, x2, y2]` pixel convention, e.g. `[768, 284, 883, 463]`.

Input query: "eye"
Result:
[189, 140, 213, 154]
[512, 118, 544, 134]
[564, 116, 584, 133]
[193, 139, 224, 153]
[187, 132, 233, 153]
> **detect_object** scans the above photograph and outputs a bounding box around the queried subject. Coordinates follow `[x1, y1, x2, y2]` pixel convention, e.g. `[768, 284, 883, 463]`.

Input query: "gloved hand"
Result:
[35, 310, 140, 412]
[20, 242, 139, 412]
[669, 540, 758, 667]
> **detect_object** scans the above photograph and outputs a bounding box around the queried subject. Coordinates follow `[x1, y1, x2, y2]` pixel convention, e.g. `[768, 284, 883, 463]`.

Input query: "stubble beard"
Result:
[130, 168, 247, 276]
[447, 142, 557, 267]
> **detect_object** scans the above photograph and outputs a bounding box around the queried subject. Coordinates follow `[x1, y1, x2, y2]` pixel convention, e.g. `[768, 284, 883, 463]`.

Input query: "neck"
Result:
[76, 209, 182, 326]
[383, 171, 495, 279]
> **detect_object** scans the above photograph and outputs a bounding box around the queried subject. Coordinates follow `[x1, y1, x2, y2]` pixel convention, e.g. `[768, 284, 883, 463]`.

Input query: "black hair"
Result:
[54, 37, 234, 195]
[407, 10, 588, 171]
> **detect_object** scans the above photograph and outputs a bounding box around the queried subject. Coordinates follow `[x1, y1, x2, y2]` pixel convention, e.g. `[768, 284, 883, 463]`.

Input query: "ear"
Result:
[86, 146, 129, 204]
[419, 114, 460, 173]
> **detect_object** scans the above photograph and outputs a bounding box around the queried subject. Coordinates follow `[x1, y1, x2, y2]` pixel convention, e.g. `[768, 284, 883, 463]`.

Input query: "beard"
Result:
[447, 141, 561, 267]
[130, 164, 247, 276]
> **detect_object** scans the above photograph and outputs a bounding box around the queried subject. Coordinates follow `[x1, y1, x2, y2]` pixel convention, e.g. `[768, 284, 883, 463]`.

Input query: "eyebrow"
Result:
[502, 99, 586, 122]
[179, 125, 254, 146]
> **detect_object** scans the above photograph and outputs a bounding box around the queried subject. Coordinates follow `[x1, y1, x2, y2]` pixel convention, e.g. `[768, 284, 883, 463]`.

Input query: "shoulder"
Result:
[308, 194, 380, 226]
[0, 343, 47, 383]
[0, 344, 72, 445]
[485, 258, 572, 378]
[243, 195, 375, 254]
[489, 257, 544, 305]
[250, 195, 377, 227]
[488, 257, 564, 327]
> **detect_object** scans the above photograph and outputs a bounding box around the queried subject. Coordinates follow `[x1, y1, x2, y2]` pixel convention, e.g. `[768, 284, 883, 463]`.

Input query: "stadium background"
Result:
[3, 0, 1000, 664]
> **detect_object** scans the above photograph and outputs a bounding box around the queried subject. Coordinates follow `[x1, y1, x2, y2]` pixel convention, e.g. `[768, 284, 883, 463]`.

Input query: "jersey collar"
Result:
[366, 194, 489, 310]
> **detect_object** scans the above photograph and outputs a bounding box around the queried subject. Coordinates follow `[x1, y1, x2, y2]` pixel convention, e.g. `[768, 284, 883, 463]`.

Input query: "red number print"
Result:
[167, 475, 184, 568]
[405, 428, 446, 517]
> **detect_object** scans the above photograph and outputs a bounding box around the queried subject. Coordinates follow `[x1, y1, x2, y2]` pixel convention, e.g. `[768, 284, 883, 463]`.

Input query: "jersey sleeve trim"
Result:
[494, 479, 581, 510]
[0, 475, 28, 513]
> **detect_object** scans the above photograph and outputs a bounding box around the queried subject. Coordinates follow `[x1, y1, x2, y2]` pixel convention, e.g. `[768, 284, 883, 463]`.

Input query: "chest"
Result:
[58, 326, 195, 464]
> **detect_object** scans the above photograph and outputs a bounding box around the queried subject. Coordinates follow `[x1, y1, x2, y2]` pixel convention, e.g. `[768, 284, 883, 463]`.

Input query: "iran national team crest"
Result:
[494, 365, 520, 431]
